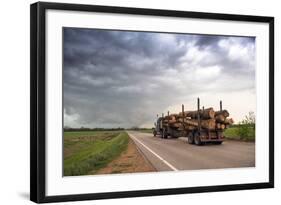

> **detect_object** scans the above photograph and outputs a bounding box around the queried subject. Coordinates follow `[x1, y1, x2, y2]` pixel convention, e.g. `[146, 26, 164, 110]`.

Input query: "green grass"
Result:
[224, 126, 255, 141]
[64, 131, 129, 176]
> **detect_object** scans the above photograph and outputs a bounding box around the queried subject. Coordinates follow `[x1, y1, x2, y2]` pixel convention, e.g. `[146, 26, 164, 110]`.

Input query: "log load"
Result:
[215, 114, 225, 123]
[190, 119, 216, 130]
[169, 122, 183, 128]
[215, 110, 229, 118]
[160, 106, 233, 131]
[179, 107, 215, 119]
[216, 123, 226, 130]
[224, 118, 234, 125]
[163, 119, 177, 124]
[178, 118, 216, 130]
[214, 110, 233, 129]
[168, 119, 177, 124]
[164, 114, 178, 121]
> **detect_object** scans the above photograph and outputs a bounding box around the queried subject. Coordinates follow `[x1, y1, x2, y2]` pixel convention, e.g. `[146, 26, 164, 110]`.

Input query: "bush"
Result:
[237, 124, 251, 140]
[234, 112, 256, 141]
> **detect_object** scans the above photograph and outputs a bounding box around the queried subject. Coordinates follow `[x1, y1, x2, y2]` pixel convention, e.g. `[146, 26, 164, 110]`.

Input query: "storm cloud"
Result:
[63, 28, 256, 128]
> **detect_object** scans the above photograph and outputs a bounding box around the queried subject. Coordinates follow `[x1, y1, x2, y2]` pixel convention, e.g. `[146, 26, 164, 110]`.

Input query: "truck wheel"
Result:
[188, 133, 194, 144]
[214, 141, 223, 145]
[194, 132, 202, 145]
[161, 130, 166, 139]
[163, 130, 168, 139]
[153, 130, 157, 137]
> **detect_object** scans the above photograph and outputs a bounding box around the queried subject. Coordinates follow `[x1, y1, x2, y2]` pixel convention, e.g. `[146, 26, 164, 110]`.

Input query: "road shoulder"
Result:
[94, 138, 156, 175]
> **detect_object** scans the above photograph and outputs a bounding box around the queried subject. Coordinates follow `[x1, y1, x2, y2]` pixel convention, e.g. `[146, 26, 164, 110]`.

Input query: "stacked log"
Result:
[215, 110, 229, 118]
[224, 118, 234, 125]
[178, 108, 215, 119]
[162, 107, 233, 131]
[214, 110, 233, 128]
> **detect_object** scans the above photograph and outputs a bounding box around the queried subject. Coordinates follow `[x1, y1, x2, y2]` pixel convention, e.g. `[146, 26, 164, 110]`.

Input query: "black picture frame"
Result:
[30, 1, 274, 203]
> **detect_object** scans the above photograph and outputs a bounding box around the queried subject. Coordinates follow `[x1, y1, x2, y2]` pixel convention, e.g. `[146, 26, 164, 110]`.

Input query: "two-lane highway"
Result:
[128, 131, 255, 171]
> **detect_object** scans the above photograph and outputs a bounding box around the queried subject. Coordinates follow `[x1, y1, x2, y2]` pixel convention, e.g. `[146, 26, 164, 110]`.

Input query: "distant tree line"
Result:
[127, 126, 153, 131]
[64, 126, 153, 132]
[64, 126, 125, 132]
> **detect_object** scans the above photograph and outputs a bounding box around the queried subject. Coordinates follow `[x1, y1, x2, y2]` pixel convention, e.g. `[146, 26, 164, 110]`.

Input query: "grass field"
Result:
[224, 126, 255, 141]
[64, 131, 129, 176]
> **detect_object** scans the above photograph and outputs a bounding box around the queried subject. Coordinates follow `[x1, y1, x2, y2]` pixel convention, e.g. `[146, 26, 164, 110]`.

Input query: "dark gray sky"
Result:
[63, 28, 256, 128]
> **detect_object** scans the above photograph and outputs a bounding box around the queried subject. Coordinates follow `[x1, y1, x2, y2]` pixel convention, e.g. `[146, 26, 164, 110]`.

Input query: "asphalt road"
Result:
[127, 131, 255, 171]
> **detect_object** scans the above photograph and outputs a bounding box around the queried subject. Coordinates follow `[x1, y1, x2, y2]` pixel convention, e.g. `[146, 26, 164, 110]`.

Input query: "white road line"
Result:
[128, 132, 178, 171]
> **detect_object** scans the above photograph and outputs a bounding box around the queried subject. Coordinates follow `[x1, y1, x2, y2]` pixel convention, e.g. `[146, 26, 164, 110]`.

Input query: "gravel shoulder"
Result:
[95, 138, 156, 175]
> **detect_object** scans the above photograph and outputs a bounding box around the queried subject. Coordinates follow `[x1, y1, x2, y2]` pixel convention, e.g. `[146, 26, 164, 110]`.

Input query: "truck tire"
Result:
[194, 132, 202, 145]
[161, 130, 166, 139]
[153, 130, 157, 137]
[163, 129, 168, 139]
[188, 132, 194, 144]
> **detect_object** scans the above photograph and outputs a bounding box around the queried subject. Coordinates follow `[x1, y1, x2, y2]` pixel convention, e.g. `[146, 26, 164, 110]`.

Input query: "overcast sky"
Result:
[63, 28, 256, 128]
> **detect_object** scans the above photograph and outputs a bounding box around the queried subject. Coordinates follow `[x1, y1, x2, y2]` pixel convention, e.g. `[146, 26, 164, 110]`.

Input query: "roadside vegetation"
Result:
[64, 131, 129, 176]
[224, 111, 255, 141]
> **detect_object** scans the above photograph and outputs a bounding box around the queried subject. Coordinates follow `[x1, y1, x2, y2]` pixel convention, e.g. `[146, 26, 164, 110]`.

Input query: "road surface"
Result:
[128, 131, 255, 171]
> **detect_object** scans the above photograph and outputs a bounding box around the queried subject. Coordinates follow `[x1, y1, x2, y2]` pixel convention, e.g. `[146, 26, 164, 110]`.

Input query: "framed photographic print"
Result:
[30, 1, 274, 203]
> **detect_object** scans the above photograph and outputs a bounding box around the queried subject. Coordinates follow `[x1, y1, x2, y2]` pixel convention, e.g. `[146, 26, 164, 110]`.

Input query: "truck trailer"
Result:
[153, 98, 231, 145]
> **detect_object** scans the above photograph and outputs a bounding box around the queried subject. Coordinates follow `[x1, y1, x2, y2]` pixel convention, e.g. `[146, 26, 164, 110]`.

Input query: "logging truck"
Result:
[153, 98, 233, 145]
